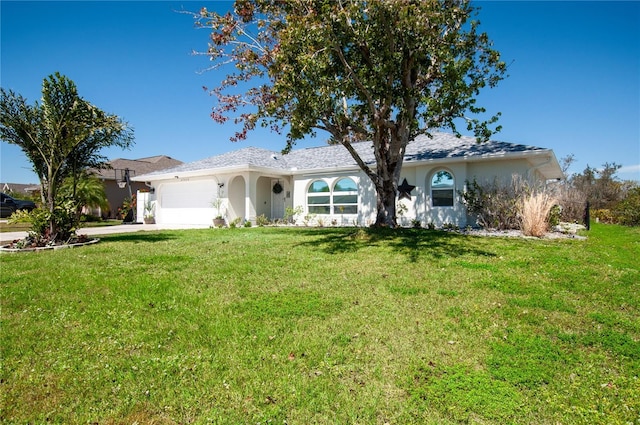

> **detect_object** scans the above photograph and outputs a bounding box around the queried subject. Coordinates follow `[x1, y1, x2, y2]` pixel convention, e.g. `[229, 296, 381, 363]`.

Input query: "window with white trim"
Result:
[332, 178, 358, 214]
[307, 178, 359, 214]
[307, 180, 330, 214]
[431, 170, 454, 207]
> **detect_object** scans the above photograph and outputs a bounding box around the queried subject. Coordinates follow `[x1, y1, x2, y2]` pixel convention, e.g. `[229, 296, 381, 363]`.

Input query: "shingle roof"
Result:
[165, 147, 292, 174]
[93, 156, 183, 180]
[403, 133, 546, 162]
[1, 182, 40, 194]
[136, 132, 551, 179]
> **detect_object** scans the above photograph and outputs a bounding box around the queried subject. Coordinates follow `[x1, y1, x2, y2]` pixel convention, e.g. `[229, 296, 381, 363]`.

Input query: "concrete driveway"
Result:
[0, 223, 211, 244]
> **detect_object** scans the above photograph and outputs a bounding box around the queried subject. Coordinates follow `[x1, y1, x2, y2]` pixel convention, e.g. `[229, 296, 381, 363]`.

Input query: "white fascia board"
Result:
[292, 165, 368, 177]
[132, 164, 291, 182]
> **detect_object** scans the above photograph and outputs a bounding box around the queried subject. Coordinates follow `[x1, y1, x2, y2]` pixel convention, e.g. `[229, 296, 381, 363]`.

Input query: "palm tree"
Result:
[0, 73, 133, 241]
[59, 171, 110, 220]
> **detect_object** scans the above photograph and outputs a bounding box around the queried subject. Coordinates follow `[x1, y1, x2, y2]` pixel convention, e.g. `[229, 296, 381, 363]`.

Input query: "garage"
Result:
[157, 178, 216, 225]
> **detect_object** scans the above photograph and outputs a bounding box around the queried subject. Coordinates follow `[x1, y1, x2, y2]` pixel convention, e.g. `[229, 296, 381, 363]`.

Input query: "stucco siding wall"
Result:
[466, 159, 535, 185]
[400, 163, 469, 227]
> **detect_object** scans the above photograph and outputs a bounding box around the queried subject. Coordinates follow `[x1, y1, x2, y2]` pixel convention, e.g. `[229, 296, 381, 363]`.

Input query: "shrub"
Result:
[613, 187, 640, 226]
[461, 176, 558, 235]
[519, 191, 557, 237]
[460, 176, 524, 230]
[553, 183, 588, 223]
[592, 209, 615, 224]
[548, 205, 561, 227]
[7, 199, 79, 244]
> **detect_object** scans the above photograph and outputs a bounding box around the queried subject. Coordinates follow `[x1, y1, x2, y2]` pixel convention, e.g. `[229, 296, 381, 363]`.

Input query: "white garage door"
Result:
[159, 179, 216, 224]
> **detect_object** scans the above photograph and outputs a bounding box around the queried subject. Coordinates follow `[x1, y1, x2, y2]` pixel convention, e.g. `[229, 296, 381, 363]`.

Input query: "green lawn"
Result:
[1, 224, 638, 424]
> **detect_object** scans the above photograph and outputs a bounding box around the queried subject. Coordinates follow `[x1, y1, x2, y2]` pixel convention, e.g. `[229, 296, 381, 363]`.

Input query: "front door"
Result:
[271, 179, 285, 220]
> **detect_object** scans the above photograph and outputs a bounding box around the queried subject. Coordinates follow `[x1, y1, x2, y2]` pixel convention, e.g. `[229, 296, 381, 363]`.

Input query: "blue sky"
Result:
[1, 1, 639, 184]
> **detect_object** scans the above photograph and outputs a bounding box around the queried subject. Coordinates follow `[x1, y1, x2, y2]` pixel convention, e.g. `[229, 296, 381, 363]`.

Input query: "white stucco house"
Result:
[131, 132, 562, 228]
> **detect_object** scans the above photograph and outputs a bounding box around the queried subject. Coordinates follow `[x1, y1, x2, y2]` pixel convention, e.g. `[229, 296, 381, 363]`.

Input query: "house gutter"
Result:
[131, 164, 289, 182]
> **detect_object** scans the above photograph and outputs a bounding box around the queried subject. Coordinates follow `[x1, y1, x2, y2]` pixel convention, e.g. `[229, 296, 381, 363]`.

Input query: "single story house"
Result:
[132, 132, 562, 228]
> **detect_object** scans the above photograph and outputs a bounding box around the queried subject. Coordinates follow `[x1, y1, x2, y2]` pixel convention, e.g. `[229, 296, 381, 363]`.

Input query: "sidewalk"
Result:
[0, 223, 211, 244]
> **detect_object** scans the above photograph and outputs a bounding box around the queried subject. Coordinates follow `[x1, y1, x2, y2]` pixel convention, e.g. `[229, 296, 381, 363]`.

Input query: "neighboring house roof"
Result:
[93, 155, 183, 180]
[1, 182, 40, 194]
[133, 133, 562, 181]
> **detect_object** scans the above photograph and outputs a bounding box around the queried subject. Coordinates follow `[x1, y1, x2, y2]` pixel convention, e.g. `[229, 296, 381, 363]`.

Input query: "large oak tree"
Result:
[1, 73, 133, 240]
[197, 0, 506, 227]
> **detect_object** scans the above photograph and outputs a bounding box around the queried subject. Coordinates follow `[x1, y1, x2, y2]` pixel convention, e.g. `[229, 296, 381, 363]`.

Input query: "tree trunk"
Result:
[371, 131, 403, 228]
[374, 177, 398, 227]
[45, 166, 59, 240]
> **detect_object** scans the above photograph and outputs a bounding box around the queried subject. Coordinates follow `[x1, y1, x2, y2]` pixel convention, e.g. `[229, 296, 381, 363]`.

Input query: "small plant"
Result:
[442, 222, 459, 231]
[118, 195, 136, 221]
[211, 184, 226, 220]
[397, 202, 408, 216]
[316, 217, 325, 227]
[243, 219, 252, 228]
[284, 205, 303, 224]
[144, 200, 155, 219]
[426, 222, 435, 230]
[411, 219, 422, 228]
[331, 218, 338, 226]
[396, 201, 409, 227]
[229, 217, 242, 228]
[256, 214, 270, 227]
[302, 213, 316, 226]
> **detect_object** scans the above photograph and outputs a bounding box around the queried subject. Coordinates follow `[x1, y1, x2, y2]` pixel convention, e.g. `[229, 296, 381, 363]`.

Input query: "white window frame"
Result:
[306, 177, 359, 215]
[431, 170, 455, 207]
[307, 180, 331, 214]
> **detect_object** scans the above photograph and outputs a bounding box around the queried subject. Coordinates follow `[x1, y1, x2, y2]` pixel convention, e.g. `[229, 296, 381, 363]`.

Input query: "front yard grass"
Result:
[1, 223, 638, 424]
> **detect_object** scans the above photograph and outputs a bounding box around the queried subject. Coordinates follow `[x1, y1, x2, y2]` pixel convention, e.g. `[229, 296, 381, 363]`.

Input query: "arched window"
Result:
[307, 180, 330, 214]
[431, 170, 454, 207]
[307, 178, 359, 214]
[332, 178, 358, 214]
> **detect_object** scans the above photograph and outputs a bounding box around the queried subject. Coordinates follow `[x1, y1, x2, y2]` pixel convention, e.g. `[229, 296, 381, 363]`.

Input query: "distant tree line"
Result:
[556, 154, 639, 226]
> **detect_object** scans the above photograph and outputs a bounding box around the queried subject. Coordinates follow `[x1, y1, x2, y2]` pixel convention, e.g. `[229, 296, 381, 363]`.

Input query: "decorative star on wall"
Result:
[398, 178, 415, 200]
